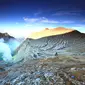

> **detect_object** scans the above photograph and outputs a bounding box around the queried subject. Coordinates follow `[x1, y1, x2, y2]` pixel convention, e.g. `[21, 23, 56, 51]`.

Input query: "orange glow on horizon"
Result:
[28, 27, 74, 39]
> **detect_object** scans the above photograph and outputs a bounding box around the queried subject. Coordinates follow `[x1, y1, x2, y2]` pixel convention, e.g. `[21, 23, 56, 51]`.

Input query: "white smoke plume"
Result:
[0, 38, 20, 62]
[7, 39, 20, 54]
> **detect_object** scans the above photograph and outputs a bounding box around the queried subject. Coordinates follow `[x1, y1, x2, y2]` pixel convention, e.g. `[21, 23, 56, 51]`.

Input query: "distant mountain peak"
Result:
[44, 27, 74, 31]
[45, 28, 49, 30]
[3, 32, 9, 36]
[55, 27, 73, 30]
[29, 27, 74, 39]
[0, 32, 15, 41]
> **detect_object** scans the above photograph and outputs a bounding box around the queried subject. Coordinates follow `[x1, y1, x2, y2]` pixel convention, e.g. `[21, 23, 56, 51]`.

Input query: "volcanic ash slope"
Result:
[13, 29, 85, 62]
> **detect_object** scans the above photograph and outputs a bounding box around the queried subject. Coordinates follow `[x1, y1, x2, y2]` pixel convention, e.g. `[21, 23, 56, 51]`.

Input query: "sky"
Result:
[0, 0, 85, 37]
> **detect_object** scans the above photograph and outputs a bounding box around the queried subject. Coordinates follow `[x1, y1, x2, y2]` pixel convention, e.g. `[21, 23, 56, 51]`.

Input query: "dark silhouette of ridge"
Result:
[31, 30, 83, 40]
[0, 32, 15, 41]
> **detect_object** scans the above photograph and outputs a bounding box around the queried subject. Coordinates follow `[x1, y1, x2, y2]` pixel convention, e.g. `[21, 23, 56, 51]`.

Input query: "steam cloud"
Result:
[0, 38, 20, 62]
[7, 39, 20, 54]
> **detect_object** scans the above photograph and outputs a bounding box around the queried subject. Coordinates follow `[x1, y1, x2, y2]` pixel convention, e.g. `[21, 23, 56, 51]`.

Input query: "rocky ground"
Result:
[0, 56, 85, 85]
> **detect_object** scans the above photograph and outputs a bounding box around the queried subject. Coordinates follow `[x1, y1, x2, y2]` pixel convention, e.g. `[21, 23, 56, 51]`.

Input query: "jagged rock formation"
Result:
[14, 29, 85, 62]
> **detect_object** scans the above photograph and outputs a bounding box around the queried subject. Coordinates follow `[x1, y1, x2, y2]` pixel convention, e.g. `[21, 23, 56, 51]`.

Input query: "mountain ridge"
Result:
[0, 32, 15, 42]
[13, 29, 85, 63]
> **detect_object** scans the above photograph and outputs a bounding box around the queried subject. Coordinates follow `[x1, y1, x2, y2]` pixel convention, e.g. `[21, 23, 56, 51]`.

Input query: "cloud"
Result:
[53, 11, 81, 16]
[34, 11, 42, 16]
[23, 17, 59, 23]
[23, 17, 74, 24]
[40, 18, 59, 23]
[0, 38, 20, 62]
[61, 21, 74, 23]
[16, 22, 19, 24]
[0, 38, 4, 42]
[5, 29, 37, 38]
[25, 24, 33, 27]
[7, 39, 20, 53]
[23, 17, 39, 23]
[0, 42, 12, 62]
